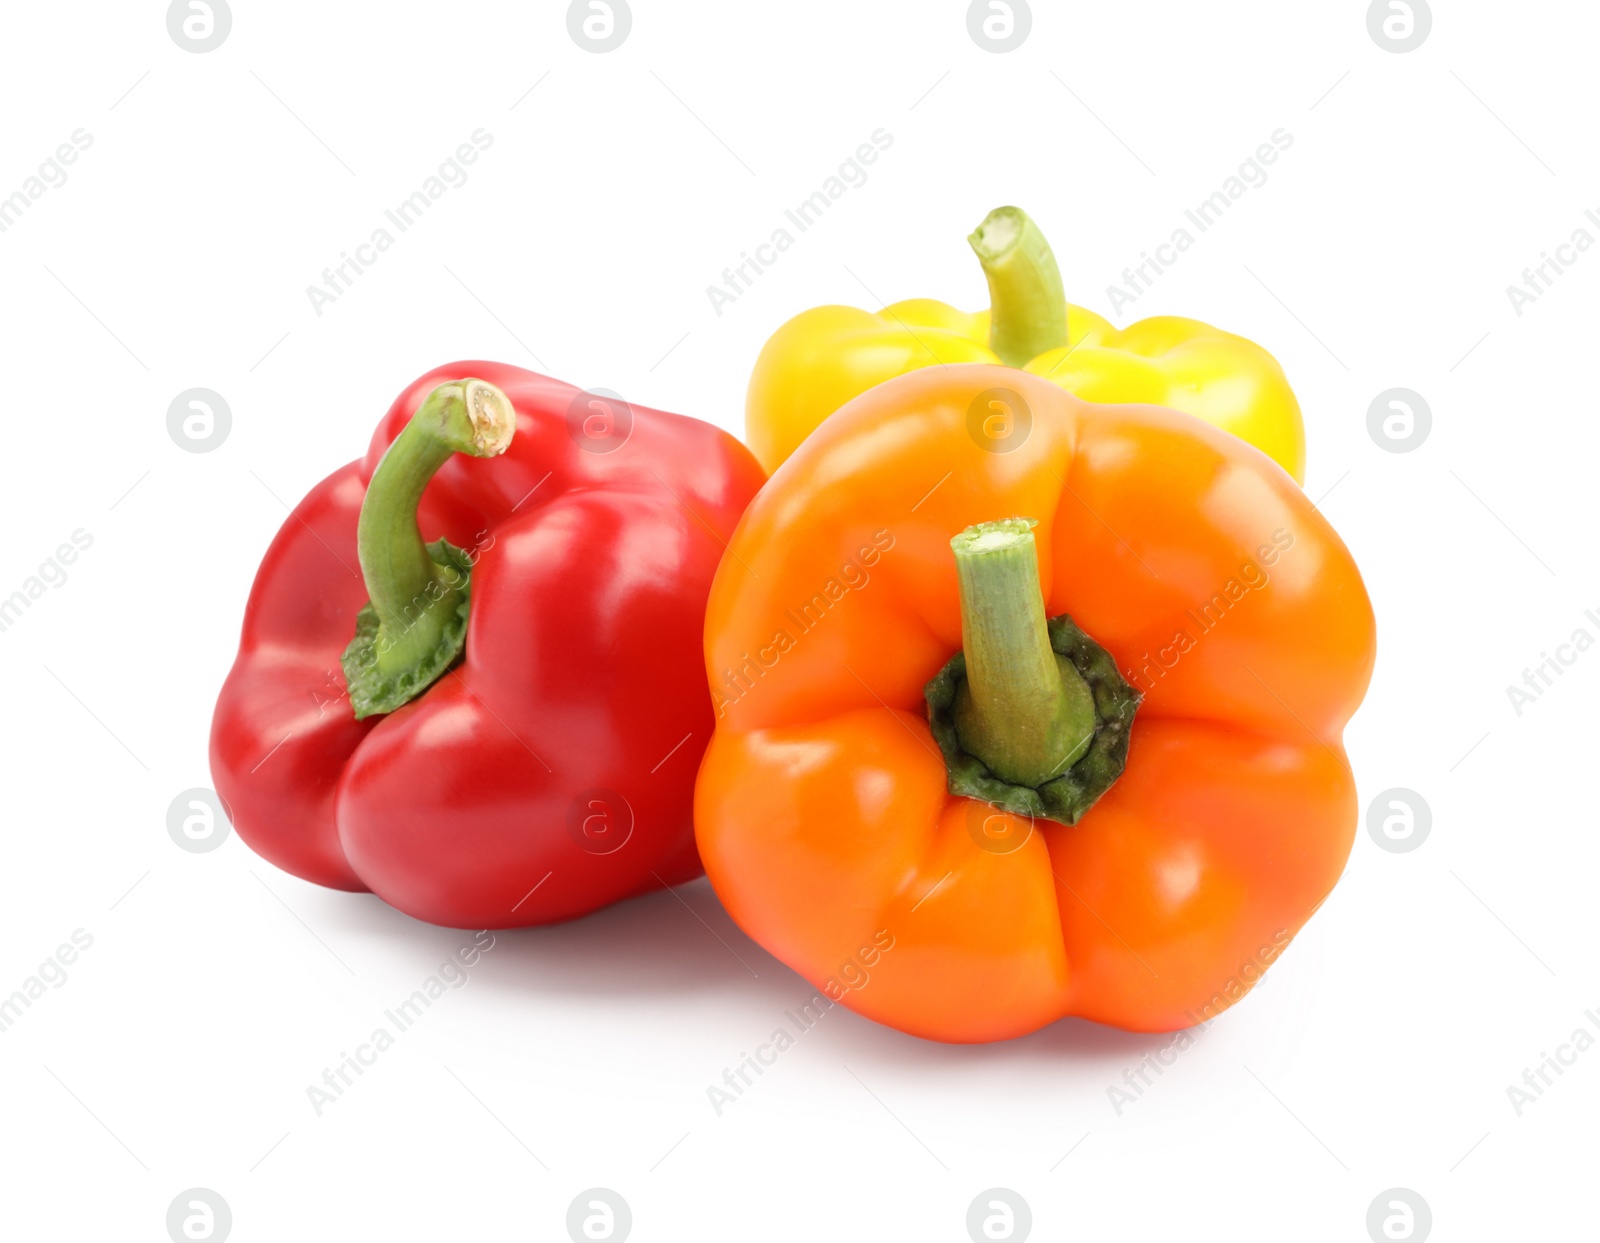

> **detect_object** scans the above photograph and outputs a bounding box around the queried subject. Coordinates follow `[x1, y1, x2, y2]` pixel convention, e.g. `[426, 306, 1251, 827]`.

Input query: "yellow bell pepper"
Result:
[745, 206, 1305, 482]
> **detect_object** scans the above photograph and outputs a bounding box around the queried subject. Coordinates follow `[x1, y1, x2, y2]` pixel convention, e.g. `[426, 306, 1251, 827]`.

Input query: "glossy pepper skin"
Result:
[746, 206, 1305, 481]
[211, 361, 764, 928]
[696, 365, 1373, 1042]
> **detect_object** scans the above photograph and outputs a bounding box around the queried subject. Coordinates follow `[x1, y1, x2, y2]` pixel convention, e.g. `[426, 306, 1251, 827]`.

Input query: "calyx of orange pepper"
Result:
[341, 379, 515, 719]
[968, 206, 1068, 368]
[925, 518, 1139, 826]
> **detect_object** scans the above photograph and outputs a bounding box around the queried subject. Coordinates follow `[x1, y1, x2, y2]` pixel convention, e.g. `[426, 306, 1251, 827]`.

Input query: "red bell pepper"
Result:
[210, 362, 764, 927]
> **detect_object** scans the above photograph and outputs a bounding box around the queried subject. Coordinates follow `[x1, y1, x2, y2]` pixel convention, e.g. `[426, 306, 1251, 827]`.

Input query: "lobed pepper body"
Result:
[211, 362, 764, 928]
[698, 364, 1372, 1041]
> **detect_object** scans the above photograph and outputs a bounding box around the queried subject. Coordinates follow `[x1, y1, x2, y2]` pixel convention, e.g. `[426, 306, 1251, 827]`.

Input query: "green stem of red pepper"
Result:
[340, 379, 515, 719]
[968, 206, 1068, 368]
[948, 518, 1094, 786]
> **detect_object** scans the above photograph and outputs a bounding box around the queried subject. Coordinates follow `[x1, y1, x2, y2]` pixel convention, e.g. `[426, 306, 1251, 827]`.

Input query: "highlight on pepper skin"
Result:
[697, 363, 1373, 1043]
[744, 205, 1306, 482]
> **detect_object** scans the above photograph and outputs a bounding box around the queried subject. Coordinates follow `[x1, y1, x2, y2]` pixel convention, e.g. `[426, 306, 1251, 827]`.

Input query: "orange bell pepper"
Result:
[696, 365, 1374, 1041]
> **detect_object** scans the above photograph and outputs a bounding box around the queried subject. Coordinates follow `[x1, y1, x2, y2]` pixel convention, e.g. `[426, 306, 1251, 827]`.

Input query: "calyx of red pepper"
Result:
[968, 206, 1068, 368]
[925, 518, 1139, 826]
[341, 379, 515, 719]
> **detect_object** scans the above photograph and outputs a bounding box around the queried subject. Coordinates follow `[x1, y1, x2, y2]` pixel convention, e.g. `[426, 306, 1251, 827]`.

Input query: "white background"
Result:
[1, 1, 1595, 1239]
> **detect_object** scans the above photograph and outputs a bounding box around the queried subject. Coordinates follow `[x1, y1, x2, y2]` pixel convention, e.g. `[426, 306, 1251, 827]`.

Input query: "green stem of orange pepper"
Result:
[949, 518, 1096, 787]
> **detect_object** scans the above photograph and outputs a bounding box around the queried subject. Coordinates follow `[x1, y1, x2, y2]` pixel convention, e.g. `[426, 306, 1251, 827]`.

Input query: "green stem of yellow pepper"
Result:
[968, 206, 1067, 368]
